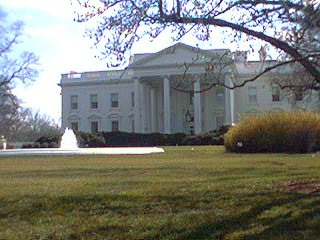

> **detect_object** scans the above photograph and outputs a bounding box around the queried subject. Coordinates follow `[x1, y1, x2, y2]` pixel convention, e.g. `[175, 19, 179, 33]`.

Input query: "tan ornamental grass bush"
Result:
[224, 111, 320, 153]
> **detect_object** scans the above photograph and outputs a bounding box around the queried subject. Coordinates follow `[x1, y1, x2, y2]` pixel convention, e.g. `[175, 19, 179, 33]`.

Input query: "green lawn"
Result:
[0, 146, 319, 240]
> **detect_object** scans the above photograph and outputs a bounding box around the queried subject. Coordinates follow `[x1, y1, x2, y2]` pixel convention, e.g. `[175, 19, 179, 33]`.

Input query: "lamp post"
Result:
[185, 110, 194, 135]
[1, 136, 7, 151]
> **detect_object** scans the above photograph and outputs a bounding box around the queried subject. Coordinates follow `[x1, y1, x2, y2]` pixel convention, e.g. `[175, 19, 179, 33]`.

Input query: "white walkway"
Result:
[0, 147, 164, 156]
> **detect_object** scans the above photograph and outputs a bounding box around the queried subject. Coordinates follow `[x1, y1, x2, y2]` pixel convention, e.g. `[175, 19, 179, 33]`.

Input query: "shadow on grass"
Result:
[50, 192, 320, 240]
[173, 192, 320, 240]
[68, 225, 128, 240]
[1, 191, 319, 239]
[254, 205, 320, 240]
[2, 167, 156, 179]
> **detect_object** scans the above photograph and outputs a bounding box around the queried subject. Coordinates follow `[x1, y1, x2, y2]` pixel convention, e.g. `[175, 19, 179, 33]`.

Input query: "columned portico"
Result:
[194, 79, 202, 135]
[163, 76, 171, 134]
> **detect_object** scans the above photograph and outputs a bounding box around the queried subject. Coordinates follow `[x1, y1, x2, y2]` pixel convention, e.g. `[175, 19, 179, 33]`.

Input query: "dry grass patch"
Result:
[225, 112, 320, 153]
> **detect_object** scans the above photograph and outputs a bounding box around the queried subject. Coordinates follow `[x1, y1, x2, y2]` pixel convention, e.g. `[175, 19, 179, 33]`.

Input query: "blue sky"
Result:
[1, 0, 258, 125]
[1, 0, 183, 124]
[1, 0, 108, 123]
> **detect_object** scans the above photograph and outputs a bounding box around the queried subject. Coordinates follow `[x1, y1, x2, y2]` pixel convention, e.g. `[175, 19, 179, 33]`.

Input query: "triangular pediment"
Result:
[130, 43, 230, 68]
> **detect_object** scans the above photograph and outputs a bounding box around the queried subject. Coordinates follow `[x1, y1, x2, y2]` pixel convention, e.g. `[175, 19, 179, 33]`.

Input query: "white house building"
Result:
[60, 43, 319, 135]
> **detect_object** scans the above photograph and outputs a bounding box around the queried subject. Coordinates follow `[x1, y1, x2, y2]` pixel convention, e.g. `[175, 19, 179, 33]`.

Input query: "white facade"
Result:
[60, 43, 319, 134]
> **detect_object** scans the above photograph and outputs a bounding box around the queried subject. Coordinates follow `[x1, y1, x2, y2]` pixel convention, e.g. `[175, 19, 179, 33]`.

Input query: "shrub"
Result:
[77, 131, 106, 147]
[148, 132, 167, 146]
[166, 133, 187, 146]
[224, 112, 320, 153]
[22, 143, 33, 149]
[35, 134, 61, 148]
[33, 142, 41, 149]
[181, 125, 230, 146]
[25, 125, 229, 148]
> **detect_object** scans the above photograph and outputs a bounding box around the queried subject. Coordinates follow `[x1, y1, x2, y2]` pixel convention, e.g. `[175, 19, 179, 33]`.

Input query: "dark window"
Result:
[248, 87, 257, 103]
[295, 90, 303, 101]
[71, 122, 78, 131]
[90, 94, 98, 109]
[91, 121, 98, 133]
[70, 95, 78, 110]
[272, 87, 280, 102]
[131, 92, 134, 108]
[111, 93, 119, 108]
[215, 89, 224, 105]
[112, 120, 119, 132]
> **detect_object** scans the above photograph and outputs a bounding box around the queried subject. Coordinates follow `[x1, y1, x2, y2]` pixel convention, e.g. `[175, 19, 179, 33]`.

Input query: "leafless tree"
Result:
[15, 108, 60, 142]
[0, 17, 39, 92]
[0, 7, 39, 140]
[0, 91, 21, 141]
[0, 104, 60, 142]
[72, 0, 319, 92]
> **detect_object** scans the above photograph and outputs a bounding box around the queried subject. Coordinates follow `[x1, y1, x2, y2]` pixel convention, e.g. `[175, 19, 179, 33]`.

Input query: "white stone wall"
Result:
[62, 81, 135, 132]
[234, 78, 319, 120]
[60, 43, 319, 134]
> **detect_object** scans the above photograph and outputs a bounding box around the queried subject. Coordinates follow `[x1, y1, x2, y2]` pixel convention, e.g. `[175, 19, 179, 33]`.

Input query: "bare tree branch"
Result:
[0, 10, 40, 140]
[73, 0, 320, 91]
[230, 54, 320, 89]
[160, 14, 320, 82]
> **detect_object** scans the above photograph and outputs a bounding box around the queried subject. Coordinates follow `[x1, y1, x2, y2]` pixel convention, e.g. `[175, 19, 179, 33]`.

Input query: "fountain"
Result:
[0, 129, 164, 156]
[60, 128, 79, 150]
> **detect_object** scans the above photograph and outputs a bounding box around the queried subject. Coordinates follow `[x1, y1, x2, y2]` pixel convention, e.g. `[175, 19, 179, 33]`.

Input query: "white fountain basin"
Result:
[0, 147, 165, 156]
[0, 129, 165, 157]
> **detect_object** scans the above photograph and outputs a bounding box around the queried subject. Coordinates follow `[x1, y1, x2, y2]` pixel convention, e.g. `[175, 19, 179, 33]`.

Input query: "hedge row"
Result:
[22, 135, 60, 149]
[22, 125, 230, 148]
[224, 112, 320, 153]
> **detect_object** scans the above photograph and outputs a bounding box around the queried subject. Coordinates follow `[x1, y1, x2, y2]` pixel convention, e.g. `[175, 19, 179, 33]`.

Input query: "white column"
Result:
[225, 87, 231, 124]
[163, 77, 171, 134]
[194, 79, 202, 135]
[150, 88, 157, 132]
[230, 82, 235, 124]
[225, 73, 235, 124]
[145, 84, 150, 133]
[134, 78, 141, 133]
[140, 82, 147, 133]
